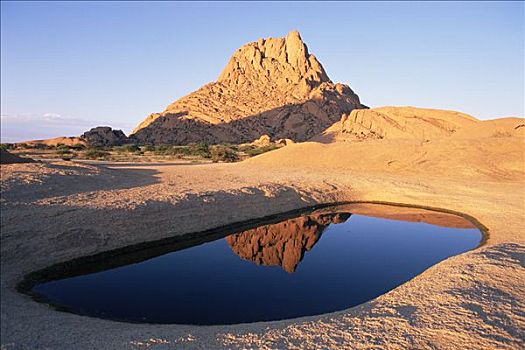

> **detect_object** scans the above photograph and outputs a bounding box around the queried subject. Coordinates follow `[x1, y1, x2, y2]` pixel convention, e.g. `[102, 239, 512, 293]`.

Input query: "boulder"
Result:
[80, 127, 129, 147]
[251, 134, 271, 147]
[276, 138, 295, 146]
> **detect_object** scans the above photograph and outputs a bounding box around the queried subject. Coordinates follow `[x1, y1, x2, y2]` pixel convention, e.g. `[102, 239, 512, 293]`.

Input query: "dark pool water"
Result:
[30, 207, 482, 325]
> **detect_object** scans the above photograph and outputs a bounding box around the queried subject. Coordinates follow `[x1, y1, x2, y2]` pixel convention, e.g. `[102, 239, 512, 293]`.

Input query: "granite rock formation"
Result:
[131, 31, 365, 145]
[80, 127, 129, 147]
[314, 106, 525, 143]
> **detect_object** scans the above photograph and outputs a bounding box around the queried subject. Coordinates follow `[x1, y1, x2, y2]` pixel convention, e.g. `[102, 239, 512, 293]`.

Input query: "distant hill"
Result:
[20, 137, 86, 147]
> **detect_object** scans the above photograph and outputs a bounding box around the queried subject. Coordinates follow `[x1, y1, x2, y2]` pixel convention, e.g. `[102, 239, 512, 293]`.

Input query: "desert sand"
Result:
[1, 105, 524, 349]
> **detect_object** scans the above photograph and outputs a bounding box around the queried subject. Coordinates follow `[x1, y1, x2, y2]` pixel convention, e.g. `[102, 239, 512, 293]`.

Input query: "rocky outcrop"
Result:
[80, 127, 129, 147]
[251, 135, 271, 147]
[314, 107, 480, 142]
[315, 107, 525, 144]
[0, 150, 35, 164]
[225, 212, 351, 272]
[217, 30, 330, 91]
[276, 138, 294, 146]
[131, 31, 365, 145]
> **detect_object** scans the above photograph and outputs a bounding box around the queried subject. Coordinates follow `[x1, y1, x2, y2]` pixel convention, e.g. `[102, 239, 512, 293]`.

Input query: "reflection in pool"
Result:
[26, 204, 482, 325]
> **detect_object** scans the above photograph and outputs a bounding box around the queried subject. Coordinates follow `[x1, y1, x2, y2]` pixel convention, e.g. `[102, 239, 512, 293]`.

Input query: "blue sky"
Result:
[1, 1, 523, 142]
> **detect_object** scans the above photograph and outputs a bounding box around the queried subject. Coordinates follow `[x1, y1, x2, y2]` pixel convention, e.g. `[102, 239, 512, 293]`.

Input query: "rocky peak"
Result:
[131, 31, 365, 145]
[218, 30, 330, 93]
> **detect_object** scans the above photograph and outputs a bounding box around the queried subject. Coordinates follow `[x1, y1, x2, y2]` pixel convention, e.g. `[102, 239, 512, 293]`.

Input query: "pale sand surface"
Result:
[1, 135, 524, 349]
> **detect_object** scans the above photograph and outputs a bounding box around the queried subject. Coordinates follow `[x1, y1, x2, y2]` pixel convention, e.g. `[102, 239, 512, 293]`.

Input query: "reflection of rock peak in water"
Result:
[225, 212, 351, 273]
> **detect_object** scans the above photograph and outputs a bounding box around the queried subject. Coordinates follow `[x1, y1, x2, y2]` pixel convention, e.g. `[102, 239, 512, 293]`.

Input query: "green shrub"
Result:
[56, 144, 75, 157]
[69, 143, 86, 150]
[13, 142, 49, 150]
[210, 145, 239, 162]
[56, 144, 71, 151]
[83, 148, 110, 160]
[0, 143, 14, 150]
[244, 144, 278, 157]
[121, 144, 141, 153]
[56, 148, 73, 156]
[188, 142, 211, 158]
[32, 143, 49, 150]
[217, 142, 236, 148]
[153, 145, 191, 156]
[152, 145, 167, 155]
[132, 143, 232, 160]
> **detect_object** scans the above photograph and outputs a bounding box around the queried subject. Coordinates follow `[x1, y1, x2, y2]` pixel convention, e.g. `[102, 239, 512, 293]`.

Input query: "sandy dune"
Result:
[20, 136, 86, 147]
[1, 107, 524, 349]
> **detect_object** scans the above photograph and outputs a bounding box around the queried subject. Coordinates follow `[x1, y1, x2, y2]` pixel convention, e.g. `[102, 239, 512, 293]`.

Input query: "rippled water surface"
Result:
[30, 205, 482, 324]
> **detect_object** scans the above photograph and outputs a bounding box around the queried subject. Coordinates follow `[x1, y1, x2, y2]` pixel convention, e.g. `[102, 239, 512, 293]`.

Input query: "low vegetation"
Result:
[2, 140, 282, 163]
[83, 149, 111, 160]
[238, 144, 279, 157]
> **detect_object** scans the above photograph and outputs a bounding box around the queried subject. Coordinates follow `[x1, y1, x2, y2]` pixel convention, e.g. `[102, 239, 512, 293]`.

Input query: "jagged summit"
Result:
[218, 31, 330, 89]
[131, 31, 365, 145]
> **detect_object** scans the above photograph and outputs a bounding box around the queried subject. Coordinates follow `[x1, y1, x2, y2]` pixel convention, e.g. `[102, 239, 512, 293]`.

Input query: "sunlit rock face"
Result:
[225, 212, 351, 273]
[130, 31, 365, 145]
